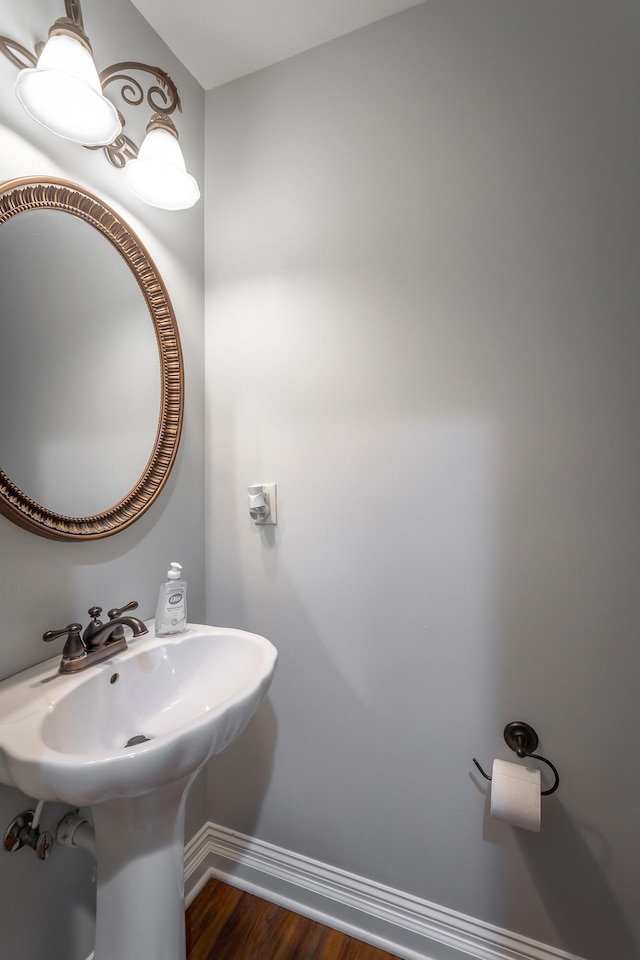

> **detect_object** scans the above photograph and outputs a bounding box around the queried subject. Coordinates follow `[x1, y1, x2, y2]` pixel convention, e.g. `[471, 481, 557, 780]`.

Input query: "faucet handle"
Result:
[43, 623, 83, 642]
[42, 623, 86, 662]
[107, 600, 139, 620]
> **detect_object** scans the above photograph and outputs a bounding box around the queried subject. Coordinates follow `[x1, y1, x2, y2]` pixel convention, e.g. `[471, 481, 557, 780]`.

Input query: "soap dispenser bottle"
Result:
[155, 562, 187, 636]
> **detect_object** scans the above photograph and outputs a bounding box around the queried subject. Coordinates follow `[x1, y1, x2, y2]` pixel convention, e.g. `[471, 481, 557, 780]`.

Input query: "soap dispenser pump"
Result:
[154, 561, 187, 636]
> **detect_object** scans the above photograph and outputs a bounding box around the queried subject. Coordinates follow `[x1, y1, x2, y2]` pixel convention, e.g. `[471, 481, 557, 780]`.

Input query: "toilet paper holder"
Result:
[472, 721, 560, 796]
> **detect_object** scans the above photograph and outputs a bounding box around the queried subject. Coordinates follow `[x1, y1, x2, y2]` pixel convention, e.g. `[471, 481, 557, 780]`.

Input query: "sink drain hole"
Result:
[124, 735, 152, 748]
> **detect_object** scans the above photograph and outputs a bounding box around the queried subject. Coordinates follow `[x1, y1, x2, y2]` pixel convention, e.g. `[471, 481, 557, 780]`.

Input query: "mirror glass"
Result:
[0, 210, 160, 516]
[0, 178, 183, 540]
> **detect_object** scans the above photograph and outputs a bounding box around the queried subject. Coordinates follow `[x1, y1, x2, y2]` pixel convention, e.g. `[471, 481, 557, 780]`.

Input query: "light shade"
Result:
[15, 33, 121, 147]
[123, 124, 200, 211]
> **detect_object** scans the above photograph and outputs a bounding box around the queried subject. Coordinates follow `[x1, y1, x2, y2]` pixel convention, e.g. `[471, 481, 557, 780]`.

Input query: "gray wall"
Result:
[204, 3, 640, 959]
[0, 0, 205, 956]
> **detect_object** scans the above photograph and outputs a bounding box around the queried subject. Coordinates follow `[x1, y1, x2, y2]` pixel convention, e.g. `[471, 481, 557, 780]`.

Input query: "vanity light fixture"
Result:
[123, 114, 199, 210]
[0, 0, 200, 210]
[14, 8, 121, 147]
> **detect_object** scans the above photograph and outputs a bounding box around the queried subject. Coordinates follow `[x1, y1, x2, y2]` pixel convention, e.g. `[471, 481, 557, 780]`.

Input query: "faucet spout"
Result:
[87, 616, 148, 650]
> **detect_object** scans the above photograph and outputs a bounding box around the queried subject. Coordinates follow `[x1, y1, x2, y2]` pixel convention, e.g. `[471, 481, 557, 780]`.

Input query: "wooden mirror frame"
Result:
[0, 176, 183, 540]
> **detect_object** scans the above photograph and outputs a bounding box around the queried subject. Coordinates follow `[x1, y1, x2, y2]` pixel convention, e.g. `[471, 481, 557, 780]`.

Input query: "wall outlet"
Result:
[255, 483, 277, 525]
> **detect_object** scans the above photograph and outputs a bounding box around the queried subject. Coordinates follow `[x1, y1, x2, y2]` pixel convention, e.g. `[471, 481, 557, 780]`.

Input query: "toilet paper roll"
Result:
[490, 758, 541, 832]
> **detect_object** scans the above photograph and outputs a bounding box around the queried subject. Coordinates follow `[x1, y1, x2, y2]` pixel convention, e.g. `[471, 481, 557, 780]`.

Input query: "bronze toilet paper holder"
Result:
[472, 721, 560, 796]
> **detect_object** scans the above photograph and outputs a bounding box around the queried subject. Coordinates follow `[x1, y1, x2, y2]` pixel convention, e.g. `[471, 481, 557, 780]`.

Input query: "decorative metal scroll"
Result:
[0, 36, 37, 70]
[96, 62, 183, 168]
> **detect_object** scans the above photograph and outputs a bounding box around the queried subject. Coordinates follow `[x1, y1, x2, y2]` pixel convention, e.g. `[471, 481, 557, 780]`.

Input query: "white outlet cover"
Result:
[255, 483, 277, 525]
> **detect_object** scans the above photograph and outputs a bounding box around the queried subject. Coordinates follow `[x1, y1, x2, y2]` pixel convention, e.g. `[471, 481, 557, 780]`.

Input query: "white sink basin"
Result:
[0, 622, 277, 960]
[0, 622, 277, 806]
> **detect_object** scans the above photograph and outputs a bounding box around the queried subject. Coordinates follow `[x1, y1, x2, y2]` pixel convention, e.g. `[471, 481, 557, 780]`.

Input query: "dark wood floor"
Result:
[186, 878, 401, 960]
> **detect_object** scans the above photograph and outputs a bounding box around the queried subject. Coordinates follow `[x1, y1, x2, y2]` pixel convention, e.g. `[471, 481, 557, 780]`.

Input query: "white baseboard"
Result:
[183, 823, 584, 960]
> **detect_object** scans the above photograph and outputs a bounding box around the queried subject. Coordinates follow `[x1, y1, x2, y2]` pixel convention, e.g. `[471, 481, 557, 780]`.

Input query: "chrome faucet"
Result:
[43, 600, 148, 675]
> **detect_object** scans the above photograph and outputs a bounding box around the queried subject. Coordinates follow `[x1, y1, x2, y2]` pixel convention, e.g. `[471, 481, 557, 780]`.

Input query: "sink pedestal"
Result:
[91, 775, 195, 960]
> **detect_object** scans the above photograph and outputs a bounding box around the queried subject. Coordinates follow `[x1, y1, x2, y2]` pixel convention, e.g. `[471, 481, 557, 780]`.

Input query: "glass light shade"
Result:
[123, 126, 200, 210]
[15, 34, 121, 146]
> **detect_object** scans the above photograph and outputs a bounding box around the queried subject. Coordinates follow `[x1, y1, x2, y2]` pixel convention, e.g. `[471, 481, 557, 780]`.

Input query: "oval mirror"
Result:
[0, 177, 183, 540]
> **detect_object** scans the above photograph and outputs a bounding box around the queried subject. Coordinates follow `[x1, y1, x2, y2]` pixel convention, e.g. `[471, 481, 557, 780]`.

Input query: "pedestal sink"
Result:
[0, 623, 278, 960]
